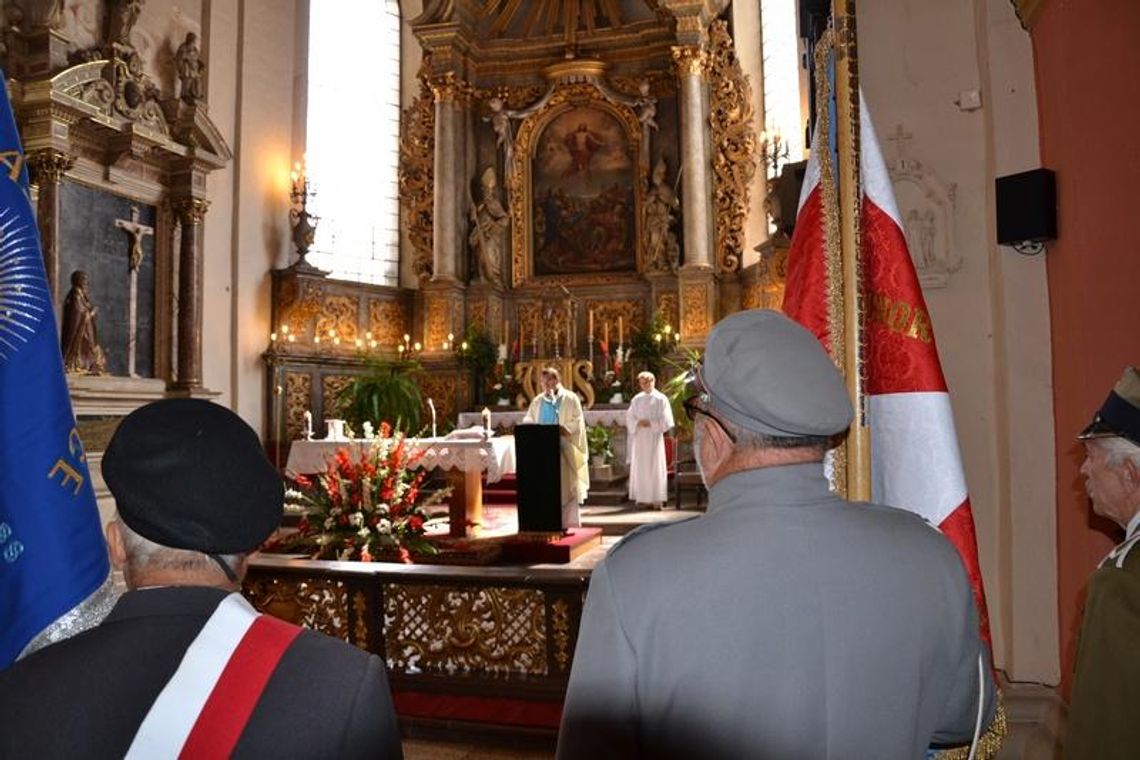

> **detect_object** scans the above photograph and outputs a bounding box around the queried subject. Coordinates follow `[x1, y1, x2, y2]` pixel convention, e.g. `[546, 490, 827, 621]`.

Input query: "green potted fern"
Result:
[335, 359, 423, 434]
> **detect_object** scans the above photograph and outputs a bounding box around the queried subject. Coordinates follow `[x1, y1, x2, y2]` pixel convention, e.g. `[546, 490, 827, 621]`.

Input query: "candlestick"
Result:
[588, 309, 594, 336]
[481, 407, 492, 436]
[303, 410, 313, 441]
[427, 397, 437, 438]
[618, 316, 623, 345]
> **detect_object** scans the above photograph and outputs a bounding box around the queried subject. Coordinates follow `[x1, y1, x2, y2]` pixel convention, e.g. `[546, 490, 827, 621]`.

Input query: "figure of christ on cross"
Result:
[115, 205, 154, 377]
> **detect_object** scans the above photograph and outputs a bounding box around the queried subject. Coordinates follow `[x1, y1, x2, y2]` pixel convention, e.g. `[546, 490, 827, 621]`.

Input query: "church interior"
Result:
[4, 0, 1138, 756]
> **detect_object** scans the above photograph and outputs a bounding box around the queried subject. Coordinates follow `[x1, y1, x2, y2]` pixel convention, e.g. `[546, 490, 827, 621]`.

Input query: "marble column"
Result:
[26, 150, 75, 306]
[672, 45, 715, 271]
[172, 198, 209, 390]
[430, 75, 464, 282]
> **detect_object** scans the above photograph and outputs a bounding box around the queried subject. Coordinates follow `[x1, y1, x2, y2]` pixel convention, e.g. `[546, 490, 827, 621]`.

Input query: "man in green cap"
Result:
[1066, 367, 1140, 759]
[557, 309, 992, 759]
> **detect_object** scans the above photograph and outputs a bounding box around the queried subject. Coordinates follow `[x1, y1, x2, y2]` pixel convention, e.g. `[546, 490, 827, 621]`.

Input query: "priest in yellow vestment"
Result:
[523, 367, 589, 528]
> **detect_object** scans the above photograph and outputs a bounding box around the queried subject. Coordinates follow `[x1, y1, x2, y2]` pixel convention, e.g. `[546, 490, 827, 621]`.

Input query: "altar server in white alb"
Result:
[523, 366, 589, 528]
[625, 371, 674, 508]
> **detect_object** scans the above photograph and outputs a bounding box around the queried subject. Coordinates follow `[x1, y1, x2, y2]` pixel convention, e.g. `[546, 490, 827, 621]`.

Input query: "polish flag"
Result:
[782, 101, 992, 647]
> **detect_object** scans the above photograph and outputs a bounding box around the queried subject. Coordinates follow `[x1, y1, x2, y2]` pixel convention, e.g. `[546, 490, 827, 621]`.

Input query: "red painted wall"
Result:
[1032, 0, 1140, 694]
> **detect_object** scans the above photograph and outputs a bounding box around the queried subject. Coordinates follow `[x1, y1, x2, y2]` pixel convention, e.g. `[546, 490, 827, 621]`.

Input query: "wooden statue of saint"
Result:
[61, 270, 108, 375]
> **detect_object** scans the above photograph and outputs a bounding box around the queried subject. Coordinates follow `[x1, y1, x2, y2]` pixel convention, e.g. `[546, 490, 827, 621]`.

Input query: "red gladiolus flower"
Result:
[398, 547, 411, 564]
[409, 515, 424, 532]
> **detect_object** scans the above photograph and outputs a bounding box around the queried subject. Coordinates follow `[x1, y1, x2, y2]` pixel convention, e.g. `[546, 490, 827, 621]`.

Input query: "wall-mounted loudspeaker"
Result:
[995, 168, 1056, 252]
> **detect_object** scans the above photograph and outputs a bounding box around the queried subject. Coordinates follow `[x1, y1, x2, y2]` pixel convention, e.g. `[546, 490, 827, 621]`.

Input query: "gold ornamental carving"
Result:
[383, 584, 549, 676]
[424, 295, 451, 350]
[508, 82, 647, 288]
[584, 299, 644, 340]
[244, 576, 351, 642]
[285, 372, 312, 442]
[428, 72, 473, 104]
[26, 150, 76, 184]
[418, 373, 458, 427]
[468, 297, 488, 331]
[707, 20, 757, 274]
[515, 359, 594, 408]
[172, 197, 210, 225]
[399, 60, 435, 283]
[681, 282, 710, 337]
[277, 279, 324, 341]
[314, 295, 359, 346]
[552, 598, 571, 673]
[741, 281, 763, 310]
[322, 375, 353, 416]
[656, 293, 679, 329]
[368, 300, 407, 348]
[671, 45, 707, 79]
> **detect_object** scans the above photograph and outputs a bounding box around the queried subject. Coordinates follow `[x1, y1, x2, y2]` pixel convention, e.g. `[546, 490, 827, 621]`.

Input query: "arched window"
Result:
[304, 0, 401, 286]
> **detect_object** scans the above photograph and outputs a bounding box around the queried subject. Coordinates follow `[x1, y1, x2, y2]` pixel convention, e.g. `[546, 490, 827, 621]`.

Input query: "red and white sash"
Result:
[125, 593, 301, 759]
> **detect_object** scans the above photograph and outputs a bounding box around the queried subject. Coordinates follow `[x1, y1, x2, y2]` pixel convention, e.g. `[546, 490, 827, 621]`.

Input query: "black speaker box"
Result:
[995, 168, 1056, 245]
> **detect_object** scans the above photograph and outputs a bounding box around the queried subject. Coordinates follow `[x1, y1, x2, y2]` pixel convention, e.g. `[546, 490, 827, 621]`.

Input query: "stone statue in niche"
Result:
[644, 158, 680, 273]
[469, 167, 508, 285]
[904, 208, 937, 269]
[60, 270, 108, 376]
[175, 31, 206, 104]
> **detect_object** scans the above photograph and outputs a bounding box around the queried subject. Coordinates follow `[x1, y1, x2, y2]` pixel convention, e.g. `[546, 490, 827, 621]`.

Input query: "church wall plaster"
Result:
[858, 0, 1057, 686]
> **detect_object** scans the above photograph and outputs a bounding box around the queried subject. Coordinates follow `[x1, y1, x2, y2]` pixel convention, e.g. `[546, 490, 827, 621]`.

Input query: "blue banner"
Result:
[0, 72, 109, 667]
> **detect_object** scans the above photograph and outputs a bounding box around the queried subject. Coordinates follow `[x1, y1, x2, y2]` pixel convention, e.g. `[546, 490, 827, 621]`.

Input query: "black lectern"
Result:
[515, 423, 563, 532]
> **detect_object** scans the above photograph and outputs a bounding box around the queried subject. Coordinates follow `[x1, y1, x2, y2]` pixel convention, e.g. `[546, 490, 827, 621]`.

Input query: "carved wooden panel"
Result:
[656, 293, 679, 329]
[584, 299, 643, 344]
[468, 297, 488, 331]
[314, 295, 359, 345]
[681, 282, 711, 337]
[276, 278, 324, 341]
[245, 576, 351, 642]
[383, 584, 548, 676]
[419, 373, 458, 426]
[425, 294, 452, 350]
[285, 372, 312, 442]
[322, 375, 353, 419]
[368, 299, 407, 348]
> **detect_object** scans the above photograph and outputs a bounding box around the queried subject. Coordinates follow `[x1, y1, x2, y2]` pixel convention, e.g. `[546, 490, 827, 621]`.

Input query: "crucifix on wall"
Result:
[115, 205, 154, 377]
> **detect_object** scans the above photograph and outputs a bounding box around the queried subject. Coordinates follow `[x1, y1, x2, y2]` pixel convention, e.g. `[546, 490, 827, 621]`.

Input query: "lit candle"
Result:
[482, 406, 492, 434]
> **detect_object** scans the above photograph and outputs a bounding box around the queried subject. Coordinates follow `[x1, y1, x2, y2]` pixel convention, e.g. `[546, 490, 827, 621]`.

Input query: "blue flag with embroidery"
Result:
[0, 72, 110, 668]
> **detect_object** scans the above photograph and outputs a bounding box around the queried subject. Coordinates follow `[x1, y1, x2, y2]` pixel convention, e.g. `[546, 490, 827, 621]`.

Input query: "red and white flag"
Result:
[783, 101, 992, 647]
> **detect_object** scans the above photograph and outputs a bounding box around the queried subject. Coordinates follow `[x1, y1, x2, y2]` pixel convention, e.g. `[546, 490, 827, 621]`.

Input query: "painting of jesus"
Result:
[532, 106, 636, 275]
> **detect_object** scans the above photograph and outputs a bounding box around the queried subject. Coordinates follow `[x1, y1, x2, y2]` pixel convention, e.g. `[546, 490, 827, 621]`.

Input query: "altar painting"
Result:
[532, 107, 636, 275]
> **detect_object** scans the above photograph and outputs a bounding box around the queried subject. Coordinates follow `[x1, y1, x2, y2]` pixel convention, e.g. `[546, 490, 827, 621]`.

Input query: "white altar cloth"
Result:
[286, 436, 516, 483]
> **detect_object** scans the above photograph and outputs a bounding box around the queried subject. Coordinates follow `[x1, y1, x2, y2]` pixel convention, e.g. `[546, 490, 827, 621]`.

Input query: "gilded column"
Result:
[672, 45, 715, 271]
[26, 150, 75, 304]
[172, 198, 210, 390]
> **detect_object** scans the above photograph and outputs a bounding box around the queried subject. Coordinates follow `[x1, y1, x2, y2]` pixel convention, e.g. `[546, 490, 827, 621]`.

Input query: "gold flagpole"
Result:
[831, 0, 871, 501]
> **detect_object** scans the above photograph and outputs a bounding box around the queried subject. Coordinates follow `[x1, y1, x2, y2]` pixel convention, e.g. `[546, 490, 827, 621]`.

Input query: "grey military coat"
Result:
[557, 463, 994, 759]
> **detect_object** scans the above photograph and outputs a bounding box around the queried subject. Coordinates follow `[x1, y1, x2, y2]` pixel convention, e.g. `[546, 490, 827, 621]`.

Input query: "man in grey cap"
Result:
[0, 398, 403, 759]
[1066, 367, 1140, 759]
[557, 309, 993, 759]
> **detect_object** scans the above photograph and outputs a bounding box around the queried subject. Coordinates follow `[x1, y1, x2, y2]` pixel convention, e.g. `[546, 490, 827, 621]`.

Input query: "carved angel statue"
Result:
[486, 97, 511, 151]
[636, 78, 658, 132]
[175, 31, 206, 104]
[61, 270, 108, 375]
[469, 167, 509, 285]
[644, 158, 680, 272]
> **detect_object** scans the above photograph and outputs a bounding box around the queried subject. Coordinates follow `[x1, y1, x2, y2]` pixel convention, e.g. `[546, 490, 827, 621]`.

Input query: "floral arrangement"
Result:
[282, 423, 450, 562]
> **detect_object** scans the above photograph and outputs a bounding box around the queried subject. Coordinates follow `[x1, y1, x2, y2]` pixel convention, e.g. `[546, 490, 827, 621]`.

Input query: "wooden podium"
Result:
[514, 423, 563, 533]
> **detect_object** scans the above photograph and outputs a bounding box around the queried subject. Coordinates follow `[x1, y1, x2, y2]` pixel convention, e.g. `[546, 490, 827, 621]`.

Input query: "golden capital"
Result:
[172, 197, 210, 224]
[428, 73, 472, 104]
[26, 150, 75, 185]
[671, 46, 708, 79]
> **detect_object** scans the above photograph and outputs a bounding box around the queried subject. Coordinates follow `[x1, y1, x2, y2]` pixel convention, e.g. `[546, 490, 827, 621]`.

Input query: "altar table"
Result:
[286, 436, 516, 539]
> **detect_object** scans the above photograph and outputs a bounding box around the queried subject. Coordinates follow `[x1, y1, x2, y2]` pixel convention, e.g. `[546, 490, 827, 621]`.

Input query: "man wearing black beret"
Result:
[1066, 367, 1140, 759]
[557, 310, 993, 759]
[0, 399, 403, 758]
